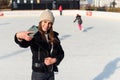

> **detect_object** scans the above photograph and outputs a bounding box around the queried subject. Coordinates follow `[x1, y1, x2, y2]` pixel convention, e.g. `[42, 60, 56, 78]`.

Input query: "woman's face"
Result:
[41, 20, 53, 32]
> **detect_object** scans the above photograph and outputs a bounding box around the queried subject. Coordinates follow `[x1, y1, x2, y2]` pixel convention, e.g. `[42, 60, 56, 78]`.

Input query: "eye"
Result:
[42, 20, 53, 26]
[48, 22, 53, 25]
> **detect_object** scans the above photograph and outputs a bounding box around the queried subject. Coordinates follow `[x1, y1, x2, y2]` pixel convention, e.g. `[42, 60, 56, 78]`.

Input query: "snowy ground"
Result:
[0, 15, 120, 80]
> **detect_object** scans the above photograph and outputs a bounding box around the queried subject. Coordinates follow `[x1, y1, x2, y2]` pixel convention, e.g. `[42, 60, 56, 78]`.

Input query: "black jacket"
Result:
[14, 31, 64, 73]
[74, 15, 82, 24]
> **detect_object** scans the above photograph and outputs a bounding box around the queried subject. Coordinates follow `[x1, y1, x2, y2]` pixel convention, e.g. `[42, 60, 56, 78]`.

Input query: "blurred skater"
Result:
[73, 14, 83, 31]
[58, 5, 62, 16]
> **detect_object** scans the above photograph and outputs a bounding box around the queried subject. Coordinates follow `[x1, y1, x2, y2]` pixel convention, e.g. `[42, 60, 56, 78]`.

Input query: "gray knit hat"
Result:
[40, 9, 55, 23]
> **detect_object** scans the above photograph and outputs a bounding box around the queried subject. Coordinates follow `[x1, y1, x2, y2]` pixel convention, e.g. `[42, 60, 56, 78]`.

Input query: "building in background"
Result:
[11, 0, 80, 10]
[93, 0, 120, 8]
[1, 0, 120, 10]
[0, 0, 10, 9]
[80, 0, 89, 6]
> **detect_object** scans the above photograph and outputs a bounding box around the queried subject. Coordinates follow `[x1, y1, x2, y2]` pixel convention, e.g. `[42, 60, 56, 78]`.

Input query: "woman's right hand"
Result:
[16, 31, 33, 41]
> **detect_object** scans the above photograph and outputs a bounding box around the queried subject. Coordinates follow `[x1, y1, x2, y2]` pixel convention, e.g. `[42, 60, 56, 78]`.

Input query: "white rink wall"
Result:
[0, 10, 120, 19]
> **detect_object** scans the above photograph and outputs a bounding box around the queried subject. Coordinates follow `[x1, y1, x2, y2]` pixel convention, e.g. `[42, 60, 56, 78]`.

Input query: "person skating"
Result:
[58, 5, 63, 16]
[73, 14, 83, 31]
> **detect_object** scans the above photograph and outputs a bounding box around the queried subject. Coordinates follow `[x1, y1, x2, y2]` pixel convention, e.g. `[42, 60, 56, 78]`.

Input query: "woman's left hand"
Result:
[44, 57, 57, 65]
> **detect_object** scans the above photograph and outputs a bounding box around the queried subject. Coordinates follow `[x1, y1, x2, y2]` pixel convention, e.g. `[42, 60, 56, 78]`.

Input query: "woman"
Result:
[14, 9, 64, 80]
[74, 14, 83, 31]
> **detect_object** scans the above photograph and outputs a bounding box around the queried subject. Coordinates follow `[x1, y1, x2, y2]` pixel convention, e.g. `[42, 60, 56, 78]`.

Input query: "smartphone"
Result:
[27, 25, 38, 37]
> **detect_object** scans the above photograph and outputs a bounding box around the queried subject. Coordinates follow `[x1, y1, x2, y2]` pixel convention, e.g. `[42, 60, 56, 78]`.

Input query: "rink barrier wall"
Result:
[0, 10, 120, 19]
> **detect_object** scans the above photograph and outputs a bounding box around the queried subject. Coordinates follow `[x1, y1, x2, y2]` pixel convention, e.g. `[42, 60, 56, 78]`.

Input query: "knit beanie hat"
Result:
[40, 9, 55, 23]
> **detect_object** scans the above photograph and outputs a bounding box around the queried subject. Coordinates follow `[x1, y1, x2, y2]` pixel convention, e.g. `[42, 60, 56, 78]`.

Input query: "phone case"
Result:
[28, 25, 38, 37]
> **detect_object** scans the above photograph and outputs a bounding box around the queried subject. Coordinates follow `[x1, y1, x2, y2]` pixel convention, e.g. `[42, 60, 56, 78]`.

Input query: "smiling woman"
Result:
[14, 9, 64, 80]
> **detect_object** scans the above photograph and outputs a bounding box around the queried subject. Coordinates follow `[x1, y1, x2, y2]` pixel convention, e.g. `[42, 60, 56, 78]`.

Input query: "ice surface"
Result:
[0, 15, 120, 80]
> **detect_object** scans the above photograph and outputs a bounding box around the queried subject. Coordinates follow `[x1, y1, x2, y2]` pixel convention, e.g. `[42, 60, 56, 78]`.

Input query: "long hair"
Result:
[38, 22, 58, 43]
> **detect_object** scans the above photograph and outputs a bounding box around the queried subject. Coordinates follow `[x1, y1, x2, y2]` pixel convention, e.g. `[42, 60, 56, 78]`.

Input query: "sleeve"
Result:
[54, 38, 64, 65]
[55, 43, 64, 65]
[52, 31, 64, 65]
[74, 18, 77, 22]
[14, 34, 31, 48]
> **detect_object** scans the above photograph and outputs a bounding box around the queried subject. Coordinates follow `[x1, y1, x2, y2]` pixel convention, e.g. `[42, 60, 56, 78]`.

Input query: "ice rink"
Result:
[0, 13, 120, 80]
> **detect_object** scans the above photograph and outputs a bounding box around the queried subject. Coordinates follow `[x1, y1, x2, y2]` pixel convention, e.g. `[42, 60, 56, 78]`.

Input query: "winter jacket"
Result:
[14, 31, 64, 73]
[59, 5, 62, 12]
[74, 15, 82, 24]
